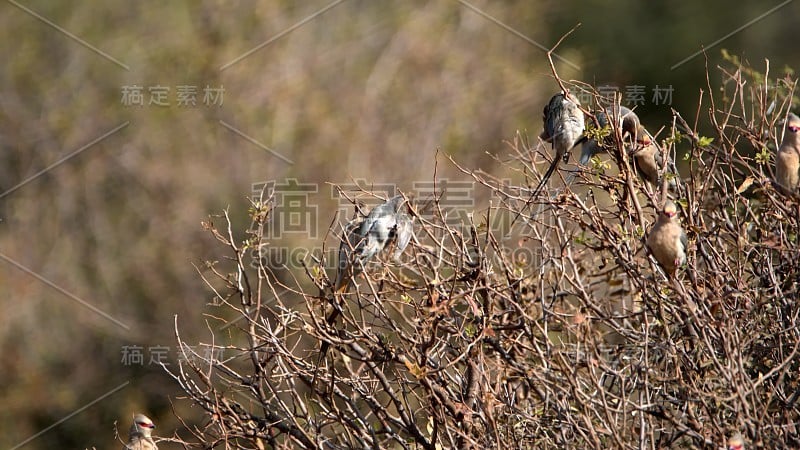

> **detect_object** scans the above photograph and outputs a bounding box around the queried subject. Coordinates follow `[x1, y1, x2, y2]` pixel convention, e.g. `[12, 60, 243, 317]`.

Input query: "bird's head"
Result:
[786, 112, 800, 134]
[726, 433, 744, 450]
[617, 106, 640, 137]
[131, 414, 156, 437]
[661, 201, 678, 219]
[635, 124, 652, 148]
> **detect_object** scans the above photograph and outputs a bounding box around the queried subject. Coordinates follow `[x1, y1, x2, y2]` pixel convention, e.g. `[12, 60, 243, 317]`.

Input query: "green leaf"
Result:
[465, 323, 477, 337]
[665, 130, 683, 146]
[697, 136, 714, 147]
[755, 147, 771, 165]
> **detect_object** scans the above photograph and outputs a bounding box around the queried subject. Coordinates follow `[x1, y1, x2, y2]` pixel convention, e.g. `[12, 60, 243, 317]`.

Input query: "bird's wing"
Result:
[645, 221, 658, 254]
[540, 99, 553, 141]
[633, 143, 660, 184]
[579, 139, 602, 165]
[360, 196, 401, 233]
[353, 211, 394, 265]
[334, 219, 364, 290]
[596, 110, 609, 128]
[679, 227, 688, 253]
[543, 98, 562, 143]
[653, 143, 664, 168]
[392, 213, 414, 259]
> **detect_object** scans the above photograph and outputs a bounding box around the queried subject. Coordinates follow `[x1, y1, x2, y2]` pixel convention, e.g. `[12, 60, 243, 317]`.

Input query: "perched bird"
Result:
[578, 105, 640, 165]
[531, 92, 585, 199]
[333, 195, 413, 293]
[775, 112, 800, 193]
[355, 195, 412, 265]
[646, 200, 688, 279]
[123, 414, 157, 450]
[631, 124, 664, 185]
[727, 432, 745, 450]
[316, 195, 414, 387]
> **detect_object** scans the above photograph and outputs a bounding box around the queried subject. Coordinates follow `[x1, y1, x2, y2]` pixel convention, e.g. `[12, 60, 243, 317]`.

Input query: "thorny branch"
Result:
[166, 58, 800, 449]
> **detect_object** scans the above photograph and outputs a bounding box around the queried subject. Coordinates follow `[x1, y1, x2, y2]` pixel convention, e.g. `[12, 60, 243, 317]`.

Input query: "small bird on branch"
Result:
[333, 195, 413, 293]
[313, 195, 413, 388]
[122, 414, 157, 450]
[578, 104, 640, 165]
[511, 91, 585, 227]
[646, 200, 687, 279]
[531, 92, 586, 200]
[775, 112, 800, 194]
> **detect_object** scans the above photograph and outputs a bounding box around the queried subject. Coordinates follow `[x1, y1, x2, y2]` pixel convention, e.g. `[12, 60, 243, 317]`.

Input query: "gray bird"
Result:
[356, 195, 411, 264]
[646, 201, 687, 279]
[333, 195, 413, 293]
[775, 112, 800, 193]
[531, 92, 585, 199]
[578, 105, 640, 165]
[123, 414, 157, 450]
[317, 195, 413, 387]
[631, 124, 664, 185]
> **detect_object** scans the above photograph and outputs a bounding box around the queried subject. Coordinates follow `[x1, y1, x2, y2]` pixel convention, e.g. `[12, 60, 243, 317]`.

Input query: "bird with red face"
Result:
[646, 201, 687, 279]
[775, 112, 800, 194]
[123, 414, 157, 450]
[631, 124, 665, 186]
[727, 432, 744, 450]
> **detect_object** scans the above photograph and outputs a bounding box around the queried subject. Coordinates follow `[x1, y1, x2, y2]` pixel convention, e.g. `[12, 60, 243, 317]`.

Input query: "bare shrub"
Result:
[166, 58, 800, 449]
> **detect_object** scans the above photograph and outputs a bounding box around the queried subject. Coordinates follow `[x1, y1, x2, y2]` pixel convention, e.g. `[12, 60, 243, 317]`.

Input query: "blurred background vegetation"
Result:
[0, 0, 796, 448]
